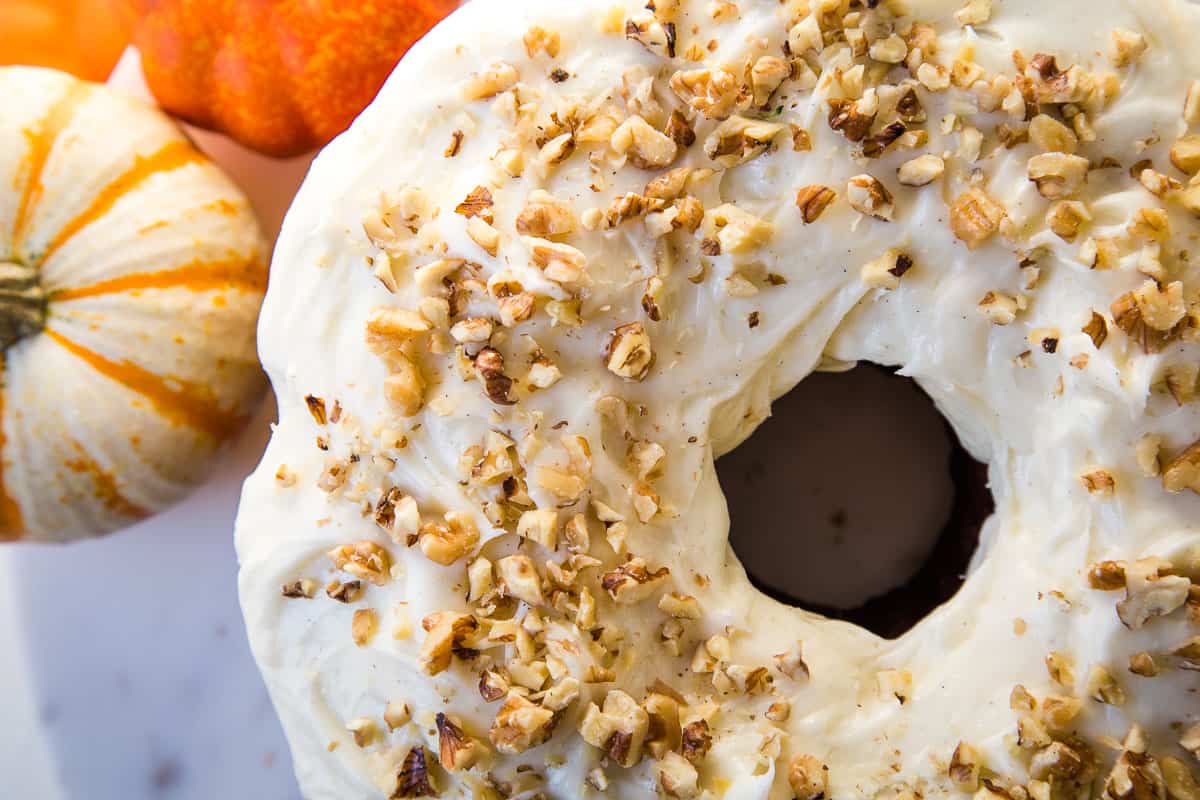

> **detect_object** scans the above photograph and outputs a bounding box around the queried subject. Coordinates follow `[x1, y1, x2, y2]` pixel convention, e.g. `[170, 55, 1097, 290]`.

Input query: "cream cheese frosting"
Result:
[236, 0, 1200, 797]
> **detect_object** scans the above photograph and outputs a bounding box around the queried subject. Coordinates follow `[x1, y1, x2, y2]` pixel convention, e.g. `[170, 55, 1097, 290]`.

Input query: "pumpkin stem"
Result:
[0, 261, 46, 351]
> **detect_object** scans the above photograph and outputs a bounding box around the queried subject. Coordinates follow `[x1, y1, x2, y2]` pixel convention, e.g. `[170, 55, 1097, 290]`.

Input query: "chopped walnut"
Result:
[496, 554, 545, 606]
[1029, 115, 1079, 154]
[956, 0, 992, 26]
[516, 508, 558, 550]
[475, 347, 516, 406]
[1162, 756, 1200, 800]
[419, 513, 480, 566]
[384, 700, 411, 730]
[1088, 560, 1127, 590]
[1048, 201, 1091, 242]
[490, 693, 557, 755]
[898, 154, 945, 186]
[1130, 207, 1172, 242]
[1135, 435, 1163, 478]
[846, 175, 894, 221]
[951, 188, 1006, 248]
[869, 34, 908, 64]
[750, 56, 789, 107]
[279, 572, 318, 599]
[606, 322, 654, 381]
[579, 690, 650, 768]
[705, 116, 784, 167]
[1186, 82, 1200, 125]
[1044, 651, 1075, 688]
[612, 115, 679, 170]
[827, 97, 877, 143]
[326, 580, 362, 603]
[1028, 152, 1090, 198]
[1031, 741, 1086, 782]
[680, 720, 711, 763]
[978, 291, 1026, 325]
[788, 754, 829, 800]
[455, 185, 494, 222]
[1117, 557, 1191, 628]
[419, 611, 477, 675]
[436, 713, 484, 772]
[796, 185, 837, 223]
[950, 742, 983, 791]
[393, 746, 436, 798]
[861, 249, 914, 290]
[1085, 665, 1126, 705]
[1163, 440, 1200, 495]
[466, 215, 501, 256]
[1109, 29, 1148, 67]
[1104, 727, 1166, 800]
[658, 592, 701, 619]
[463, 62, 519, 100]
[352, 608, 378, 646]
[1181, 724, 1200, 759]
[328, 541, 392, 586]
[670, 67, 739, 119]
[516, 192, 577, 238]
[527, 238, 589, 287]
[523, 25, 561, 58]
[601, 558, 670, 604]
[1129, 651, 1159, 677]
[1171, 135, 1200, 175]
[449, 317, 494, 345]
[1082, 469, 1116, 497]
[625, 11, 676, 58]
[1039, 695, 1083, 735]
[655, 751, 700, 798]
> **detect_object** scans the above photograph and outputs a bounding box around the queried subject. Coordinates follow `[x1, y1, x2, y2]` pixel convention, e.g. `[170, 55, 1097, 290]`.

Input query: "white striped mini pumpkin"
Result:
[0, 66, 267, 542]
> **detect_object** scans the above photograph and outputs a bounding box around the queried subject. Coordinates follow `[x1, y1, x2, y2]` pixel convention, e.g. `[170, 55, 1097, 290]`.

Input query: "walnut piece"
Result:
[601, 557, 670, 604]
[788, 753, 829, 800]
[419, 612, 478, 675]
[393, 746, 436, 798]
[861, 249, 913, 290]
[1163, 440, 1200, 495]
[796, 185, 837, 223]
[606, 322, 654, 381]
[579, 690, 650, 768]
[328, 541, 392, 586]
[898, 154, 945, 186]
[436, 713, 484, 772]
[846, 175, 895, 220]
[951, 188, 1006, 248]
[419, 513, 480, 566]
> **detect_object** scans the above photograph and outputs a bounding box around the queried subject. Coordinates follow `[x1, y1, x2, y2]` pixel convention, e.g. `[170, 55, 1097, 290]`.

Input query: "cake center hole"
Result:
[718, 364, 992, 639]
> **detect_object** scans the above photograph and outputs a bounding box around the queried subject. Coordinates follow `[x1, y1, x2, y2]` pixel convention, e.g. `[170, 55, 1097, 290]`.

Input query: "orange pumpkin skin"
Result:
[130, 0, 461, 158]
[0, 0, 132, 80]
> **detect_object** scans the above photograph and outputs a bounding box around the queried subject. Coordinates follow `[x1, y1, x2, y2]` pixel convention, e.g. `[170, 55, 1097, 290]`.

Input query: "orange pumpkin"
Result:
[128, 0, 461, 158]
[0, 0, 133, 81]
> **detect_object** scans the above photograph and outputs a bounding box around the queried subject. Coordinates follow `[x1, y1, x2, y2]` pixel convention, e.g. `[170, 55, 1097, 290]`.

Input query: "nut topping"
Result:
[606, 323, 654, 381]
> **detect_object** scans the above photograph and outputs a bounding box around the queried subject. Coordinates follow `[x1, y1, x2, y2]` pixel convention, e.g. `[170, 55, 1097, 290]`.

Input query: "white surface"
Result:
[0, 404, 300, 800]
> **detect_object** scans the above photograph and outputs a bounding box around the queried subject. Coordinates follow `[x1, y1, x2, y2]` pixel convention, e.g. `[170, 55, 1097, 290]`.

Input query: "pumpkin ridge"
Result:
[38, 139, 207, 266]
[12, 79, 92, 261]
[48, 254, 267, 302]
[64, 439, 149, 523]
[0, 380, 25, 541]
[44, 328, 249, 442]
